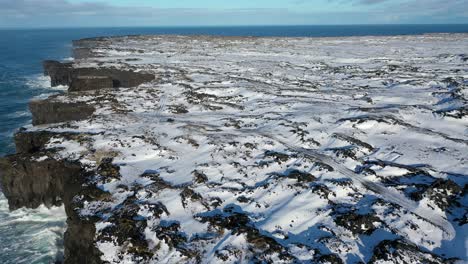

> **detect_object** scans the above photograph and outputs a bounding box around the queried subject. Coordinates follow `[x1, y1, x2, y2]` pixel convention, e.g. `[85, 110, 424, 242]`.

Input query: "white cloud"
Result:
[0, 0, 466, 27]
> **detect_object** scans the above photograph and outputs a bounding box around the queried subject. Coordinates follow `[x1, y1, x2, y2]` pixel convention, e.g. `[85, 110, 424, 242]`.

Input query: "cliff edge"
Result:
[1, 34, 467, 264]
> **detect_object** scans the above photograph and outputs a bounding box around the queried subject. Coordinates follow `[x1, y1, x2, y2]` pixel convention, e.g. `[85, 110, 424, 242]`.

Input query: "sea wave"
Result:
[0, 192, 66, 264]
[4, 110, 31, 119]
[25, 74, 68, 91]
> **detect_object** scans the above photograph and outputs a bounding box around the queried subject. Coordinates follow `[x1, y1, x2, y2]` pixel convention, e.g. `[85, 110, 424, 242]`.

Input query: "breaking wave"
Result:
[25, 74, 68, 92]
[0, 192, 67, 264]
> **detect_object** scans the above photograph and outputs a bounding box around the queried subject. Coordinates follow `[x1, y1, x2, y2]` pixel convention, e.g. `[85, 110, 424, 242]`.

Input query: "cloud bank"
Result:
[0, 0, 466, 28]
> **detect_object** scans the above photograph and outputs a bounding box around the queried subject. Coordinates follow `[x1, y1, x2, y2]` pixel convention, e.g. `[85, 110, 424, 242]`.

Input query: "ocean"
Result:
[0, 24, 467, 263]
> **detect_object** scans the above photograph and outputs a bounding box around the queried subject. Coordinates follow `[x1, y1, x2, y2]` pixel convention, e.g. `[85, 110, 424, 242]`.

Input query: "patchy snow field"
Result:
[35, 34, 467, 263]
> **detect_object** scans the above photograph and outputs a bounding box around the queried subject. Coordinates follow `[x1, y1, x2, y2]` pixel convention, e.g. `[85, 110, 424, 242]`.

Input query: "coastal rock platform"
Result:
[1, 34, 467, 263]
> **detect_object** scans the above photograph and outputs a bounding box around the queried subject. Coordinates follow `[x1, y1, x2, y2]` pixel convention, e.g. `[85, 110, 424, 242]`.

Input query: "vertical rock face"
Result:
[0, 155, 81, 210]
[64, 219, 102, 264]
[43, 60, 74, 87]
[43, 60, 155, 90]
[71, 68, 155, 88]
[14, 130, 60, 153]
[29, 99, 96, 125]
[69, 76, 113, 92]
[0, 38, 156, 264]
[0, 131, 103, 263]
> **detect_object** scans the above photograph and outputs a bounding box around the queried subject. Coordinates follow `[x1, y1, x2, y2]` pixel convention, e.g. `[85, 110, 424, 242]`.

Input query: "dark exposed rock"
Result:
[197, 208, 295, 262]
[421, 179, 462, 210]
[169, 104, 189, 114]
[14, 130, 92, 154]
[69, 76, 113, 92]
[332, 133, 374, 152]
[369, 239, 453, 264]
[0, 155, 81, 210]
[311, 183, 335, 199]
[434, 106, 468, 119]
[180, 187, 203, 208]
[43, 60, 74, 87]
[14, 130, 60, 153]
[97, 157, 121, 180]
[316, 253, 344, 264]
[72, 67, 155, 89]
[65, 219, 102, 264]
[0, 123, 103, 263]
[326, 146, 358, 160]
[154, 221, 187, 249]
[96, 197, 161, 261]
[264, 150, 293, 163]
[334, 212, 380, 235]
[43, 60, 155, 90]
[192, 170, 208, 184]
[29, 98, 95, 125]
[284, 169, 316, 182]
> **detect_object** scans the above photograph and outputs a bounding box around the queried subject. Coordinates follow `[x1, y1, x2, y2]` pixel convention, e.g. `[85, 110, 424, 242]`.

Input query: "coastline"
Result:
[1, 33, 467, 263]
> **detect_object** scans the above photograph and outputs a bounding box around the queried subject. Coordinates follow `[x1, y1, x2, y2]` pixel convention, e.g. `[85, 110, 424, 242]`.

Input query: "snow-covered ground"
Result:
[33, 34, 467, 263]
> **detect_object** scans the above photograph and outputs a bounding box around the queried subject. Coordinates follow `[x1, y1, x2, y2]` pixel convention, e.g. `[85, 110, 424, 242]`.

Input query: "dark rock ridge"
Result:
[43, 60, 155, 90]
[43, 60, 73, 87]
[369, 239, 455, 264]
[0, 129, 103, 262]
[0, 126, 103, 262]
[29, 98, 96, 125]
[69, 76, 113, 92]
[14, 130, 62, 153]
[0, 39, 156, 263]
[0, 151, 102, 263]
[0, 155, 80, 210]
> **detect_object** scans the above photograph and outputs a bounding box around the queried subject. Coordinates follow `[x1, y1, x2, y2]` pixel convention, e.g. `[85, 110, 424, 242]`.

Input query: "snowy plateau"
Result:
[2, 34, 467, 264]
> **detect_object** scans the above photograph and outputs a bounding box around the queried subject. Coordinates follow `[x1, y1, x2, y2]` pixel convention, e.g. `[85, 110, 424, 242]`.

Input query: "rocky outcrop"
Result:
[0, 131, 102, 263]
[14, 130, 60, 153]
[65, 218, 102, 264]
[69, 76, 113, 92]
[2, 34, 467, 264]
[0, 155, 81, 209]
[369, 239, 453, 264]
[43, 60, 73, 87]
[71, 67, 155, 89]
[43, 60, 155, 90]
[29, 98, 95, 125]
[0, 38, 159, 264]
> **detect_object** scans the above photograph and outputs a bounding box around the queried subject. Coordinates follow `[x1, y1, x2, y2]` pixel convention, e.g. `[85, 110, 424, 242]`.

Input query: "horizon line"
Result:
[1, 23, 468, 30]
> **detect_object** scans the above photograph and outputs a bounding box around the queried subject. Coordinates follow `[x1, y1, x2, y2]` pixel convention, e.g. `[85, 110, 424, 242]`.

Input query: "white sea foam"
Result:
[25, 74, 68, 91]
[4, 110, 31, 119]
[0, 192, 67, 264]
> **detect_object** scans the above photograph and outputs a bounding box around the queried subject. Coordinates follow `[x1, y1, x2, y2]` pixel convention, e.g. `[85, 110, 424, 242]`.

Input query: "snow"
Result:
[33, 33, 468, 263]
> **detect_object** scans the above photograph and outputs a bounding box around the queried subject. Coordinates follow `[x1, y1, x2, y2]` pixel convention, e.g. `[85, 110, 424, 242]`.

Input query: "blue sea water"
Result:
[0, 24, 467, 263]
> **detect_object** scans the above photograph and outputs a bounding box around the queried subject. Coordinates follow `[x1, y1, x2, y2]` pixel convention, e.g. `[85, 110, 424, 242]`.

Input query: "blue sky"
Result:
[0, 0, 467, 28]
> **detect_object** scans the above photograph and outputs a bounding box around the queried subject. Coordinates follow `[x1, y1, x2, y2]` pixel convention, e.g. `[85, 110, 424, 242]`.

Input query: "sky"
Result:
[0, 0, 467, 28]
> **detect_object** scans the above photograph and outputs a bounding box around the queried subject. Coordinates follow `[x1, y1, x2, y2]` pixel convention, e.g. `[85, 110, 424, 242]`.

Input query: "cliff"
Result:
[1, 34, 467, 264]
